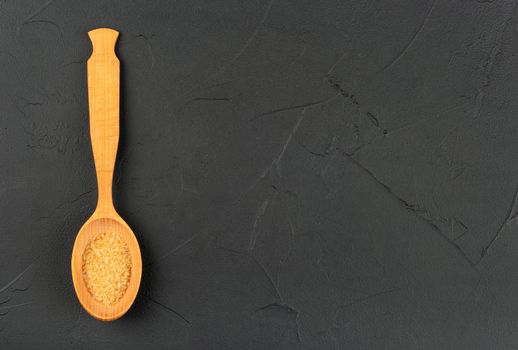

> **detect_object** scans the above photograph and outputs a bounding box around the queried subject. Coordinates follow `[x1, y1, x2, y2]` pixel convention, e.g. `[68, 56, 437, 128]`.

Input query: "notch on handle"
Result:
[87, 28, 120, 213]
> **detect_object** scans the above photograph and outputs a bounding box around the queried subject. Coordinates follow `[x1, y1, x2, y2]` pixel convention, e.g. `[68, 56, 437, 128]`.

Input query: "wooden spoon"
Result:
[71, 28, 142, 321]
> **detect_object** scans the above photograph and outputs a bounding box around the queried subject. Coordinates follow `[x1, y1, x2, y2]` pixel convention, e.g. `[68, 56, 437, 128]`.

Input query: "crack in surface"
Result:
[136, 34, 155, 69]
[470, 17, 507, 120]
[143, 294, 191, 326]
[255, 300, 303, 346]
[252, 94, 338, 120]
[192, 97, 232, 102]
[282, 199, 296, 264]
[274, 108, 306, 177]
[174, 0, 275, 101]
[326, 76, 387, 136]
[327, 51, 348, 75]
[227, 0, 275, 67]
[331, 287, 403, 327]
[301, 145, 480, 272]
[22, 0, 56, 22]
[0, 251, 45, 294]
[378, 0, 437, 73]
[249, 199, 271, 253]
[18, 20, 67, 60]
[0, 302, 33, 312]
[477, 181, 518, 264]
[38, 189, 94, 220]
[340, 151, 479, 272]
[242, 109, 306, 196]
[148, 234, 200, 267]
[255, 302, 299, 314]
[252, 255, 283, 302]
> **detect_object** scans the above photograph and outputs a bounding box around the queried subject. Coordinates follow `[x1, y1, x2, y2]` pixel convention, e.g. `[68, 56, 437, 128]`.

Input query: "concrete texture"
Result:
[1, 0, 518, 348]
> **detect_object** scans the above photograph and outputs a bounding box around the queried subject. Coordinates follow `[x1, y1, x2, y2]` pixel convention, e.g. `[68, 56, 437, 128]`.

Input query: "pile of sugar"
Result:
[82, 232, 132, 305]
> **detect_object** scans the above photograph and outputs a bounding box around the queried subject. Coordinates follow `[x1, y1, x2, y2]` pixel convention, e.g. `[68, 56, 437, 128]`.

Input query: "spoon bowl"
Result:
[71, 216, 142, 321]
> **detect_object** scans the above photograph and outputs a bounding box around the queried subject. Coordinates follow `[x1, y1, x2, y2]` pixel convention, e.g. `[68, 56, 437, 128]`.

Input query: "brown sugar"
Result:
[82, 232, 132, 305]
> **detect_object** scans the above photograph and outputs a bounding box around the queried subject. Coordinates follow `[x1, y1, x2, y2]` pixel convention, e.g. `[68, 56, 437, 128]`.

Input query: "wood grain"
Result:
[88, 27, 119, 215]
[71, 28, 142, 321]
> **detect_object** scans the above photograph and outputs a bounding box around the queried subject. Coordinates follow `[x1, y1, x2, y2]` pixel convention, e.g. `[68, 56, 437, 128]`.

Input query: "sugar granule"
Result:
[82, 232, 132, 305]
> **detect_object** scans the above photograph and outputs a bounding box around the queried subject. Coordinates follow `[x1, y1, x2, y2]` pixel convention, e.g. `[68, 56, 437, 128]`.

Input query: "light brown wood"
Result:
[71, 28, 142, 321]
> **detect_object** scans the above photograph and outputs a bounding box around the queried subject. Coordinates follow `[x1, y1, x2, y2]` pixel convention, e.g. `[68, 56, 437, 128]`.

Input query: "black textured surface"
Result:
[1, 0, 518, 348]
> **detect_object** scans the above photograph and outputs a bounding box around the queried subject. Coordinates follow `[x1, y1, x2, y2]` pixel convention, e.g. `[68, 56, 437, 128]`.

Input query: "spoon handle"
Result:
[87, 28, 120, 214]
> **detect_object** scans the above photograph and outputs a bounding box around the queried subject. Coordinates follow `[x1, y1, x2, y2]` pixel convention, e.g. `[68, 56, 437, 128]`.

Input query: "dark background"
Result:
[1, 0, 518, 348]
